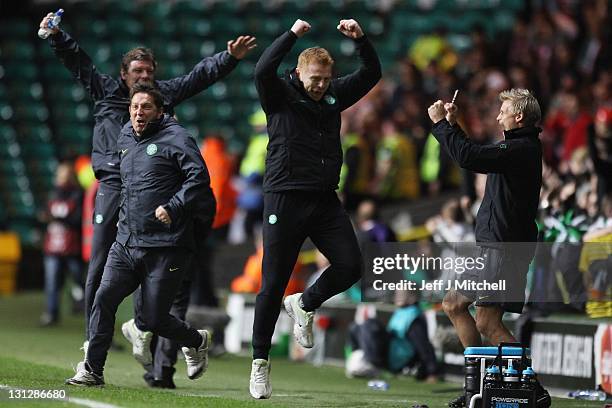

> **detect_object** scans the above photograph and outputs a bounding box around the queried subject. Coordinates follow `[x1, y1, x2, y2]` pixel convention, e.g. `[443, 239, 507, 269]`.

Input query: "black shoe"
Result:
[144, 367, 176, 389]
[154, 367, 176, 389]
[143, 371, 156, 387]
[448, 394, 466, 408]
[535, 383, 551, 407]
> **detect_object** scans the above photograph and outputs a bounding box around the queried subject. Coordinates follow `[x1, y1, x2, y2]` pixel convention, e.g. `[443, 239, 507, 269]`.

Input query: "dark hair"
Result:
[129, 83, 164, 110]
[121, 47, 157, 73]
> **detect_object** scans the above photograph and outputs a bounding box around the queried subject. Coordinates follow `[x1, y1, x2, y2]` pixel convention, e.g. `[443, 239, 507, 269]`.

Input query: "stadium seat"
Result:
[1, 40, 35, 61]
[50, 103, 90, 123]
[174, 102, 198, 123]
[14, 103, 49, 123]
[3, 63, 38, 81]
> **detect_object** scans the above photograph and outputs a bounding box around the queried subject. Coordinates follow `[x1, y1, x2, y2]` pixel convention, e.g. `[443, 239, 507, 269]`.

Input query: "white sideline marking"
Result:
[0, 384, 122, 408]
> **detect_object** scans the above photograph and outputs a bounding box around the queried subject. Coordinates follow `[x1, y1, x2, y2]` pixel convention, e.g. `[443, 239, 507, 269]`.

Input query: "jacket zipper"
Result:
[317, 103, 325, 187]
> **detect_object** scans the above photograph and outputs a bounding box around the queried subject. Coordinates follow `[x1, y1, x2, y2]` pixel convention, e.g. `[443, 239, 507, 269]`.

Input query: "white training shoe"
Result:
[181, 329, 211, 380]
[284, 293, 314, 348]
[249, 359, 272, 399]
[65, 361, 105, 387]
[121, 318, 153, 366]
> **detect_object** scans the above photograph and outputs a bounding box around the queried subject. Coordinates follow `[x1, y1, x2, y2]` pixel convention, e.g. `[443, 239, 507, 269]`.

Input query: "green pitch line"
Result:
[0, 292, 603, 407]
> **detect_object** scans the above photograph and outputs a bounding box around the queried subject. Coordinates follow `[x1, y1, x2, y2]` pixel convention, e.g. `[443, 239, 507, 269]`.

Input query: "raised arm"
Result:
[428, 105, 529, 174]
[254, 20, 310, 112]
[159, 35, 256, 106]
[333, 19, 382, 111]
[41, 12, 110, 100]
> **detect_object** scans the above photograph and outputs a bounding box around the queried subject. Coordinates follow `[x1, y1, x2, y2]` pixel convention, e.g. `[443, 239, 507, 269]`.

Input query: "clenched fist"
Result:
[155, 206, 172, 225]
[428, 100, 446, 123]
[291, 19, 311, 38]
[337, 19, 363, 39]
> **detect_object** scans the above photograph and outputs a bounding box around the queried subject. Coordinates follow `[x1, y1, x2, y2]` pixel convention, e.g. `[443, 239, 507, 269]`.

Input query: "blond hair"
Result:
[499, 88, 541, 126]
[297, 47, 334, 70]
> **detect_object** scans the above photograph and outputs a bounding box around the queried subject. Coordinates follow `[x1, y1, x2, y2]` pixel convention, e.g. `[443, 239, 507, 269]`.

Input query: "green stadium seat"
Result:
[3, 63, 38, 81]
[1, 40, 35, 60]
[107, 19, 144, 38]
[171, 0, 210, 18]
[175, 102, 198, 123]
[8, 82, 44, 102]
[57, 124, 92, 143]
[141, 1, 172, 20]
[41, 64, 74, 81]
[15, 103, 49, 122]
[176, 17, 212, 38]
[51, 103, 90, 123]
[7, 221, 40, 247]
[18, 124, 53, 144]
[0, 20, 30, 37]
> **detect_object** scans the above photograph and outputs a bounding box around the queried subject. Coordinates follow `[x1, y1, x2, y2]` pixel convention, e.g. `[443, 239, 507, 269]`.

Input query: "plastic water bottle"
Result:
[502, 360, 520, 389]
[568, 389, 607, 401]
[367, 380, 389, 391]
[38, 9, 64, 39]
[520, 366, 537, 390]
[484, 365, 501, 389]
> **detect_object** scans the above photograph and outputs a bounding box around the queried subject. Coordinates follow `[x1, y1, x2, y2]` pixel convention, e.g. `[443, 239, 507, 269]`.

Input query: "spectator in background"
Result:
[236, 109, 268, 239]
[588, 106, 612, 198]
[186, 135, 238, 358]
[356, 200, 396, 246]
[387, 289, 439, 383]
[339, 109, 376, 211]
[372, 119, 419, 201]
[40, 162, 84, 327]
[231, 226, 306, 297]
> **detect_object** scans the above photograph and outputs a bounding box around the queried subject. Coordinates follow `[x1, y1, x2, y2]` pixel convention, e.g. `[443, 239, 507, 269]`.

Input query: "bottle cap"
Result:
[486, 365, 500, 374]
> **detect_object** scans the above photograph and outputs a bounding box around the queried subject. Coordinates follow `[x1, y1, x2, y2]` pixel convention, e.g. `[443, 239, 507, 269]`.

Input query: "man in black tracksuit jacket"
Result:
[66, 85, 215, 386]
[249, 18, 381, 399]
[428, 89, 551, 407]
[40, 11, 255, 386]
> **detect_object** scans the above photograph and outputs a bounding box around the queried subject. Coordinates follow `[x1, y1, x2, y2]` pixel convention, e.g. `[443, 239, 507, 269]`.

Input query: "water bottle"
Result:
[502, 360, 519, 389]
[367, 380, 389, 391]
[464, 357, 480, 404]
[520, 366, 536, 391]
[483, 365, 501, 390]
[38, 9, 64, 39]
[568, 389, 607, 401]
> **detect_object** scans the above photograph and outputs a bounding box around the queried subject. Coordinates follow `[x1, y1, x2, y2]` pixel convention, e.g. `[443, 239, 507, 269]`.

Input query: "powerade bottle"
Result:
[483, 365, 501, 390]
[502, 360, 520, 389]
[38, 9, 64, 39]
[521, 366, 537, 391]
[367, 380, 389, 391]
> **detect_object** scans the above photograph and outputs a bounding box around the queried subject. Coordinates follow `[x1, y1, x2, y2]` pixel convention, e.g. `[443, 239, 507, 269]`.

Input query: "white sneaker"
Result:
[65, 361, 104, 387]
[284, 293, 314, 348]
[249, 359, 272, 399]
[121, 318, 153, 366]
[181, 329, 211, 380]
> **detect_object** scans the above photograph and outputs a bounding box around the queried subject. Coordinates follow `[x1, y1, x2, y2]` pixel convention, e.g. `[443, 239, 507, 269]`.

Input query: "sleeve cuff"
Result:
[432, 118, 450, 129]
[354, 34, 368, 44]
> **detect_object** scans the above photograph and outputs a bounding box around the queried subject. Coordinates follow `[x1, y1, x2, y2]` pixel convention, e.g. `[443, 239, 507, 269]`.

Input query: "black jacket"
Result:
[116, 115, 216, 249]
[254, 31, 381, 192]
[49, 30, 238, 187]
[431, 120, 542, 242]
